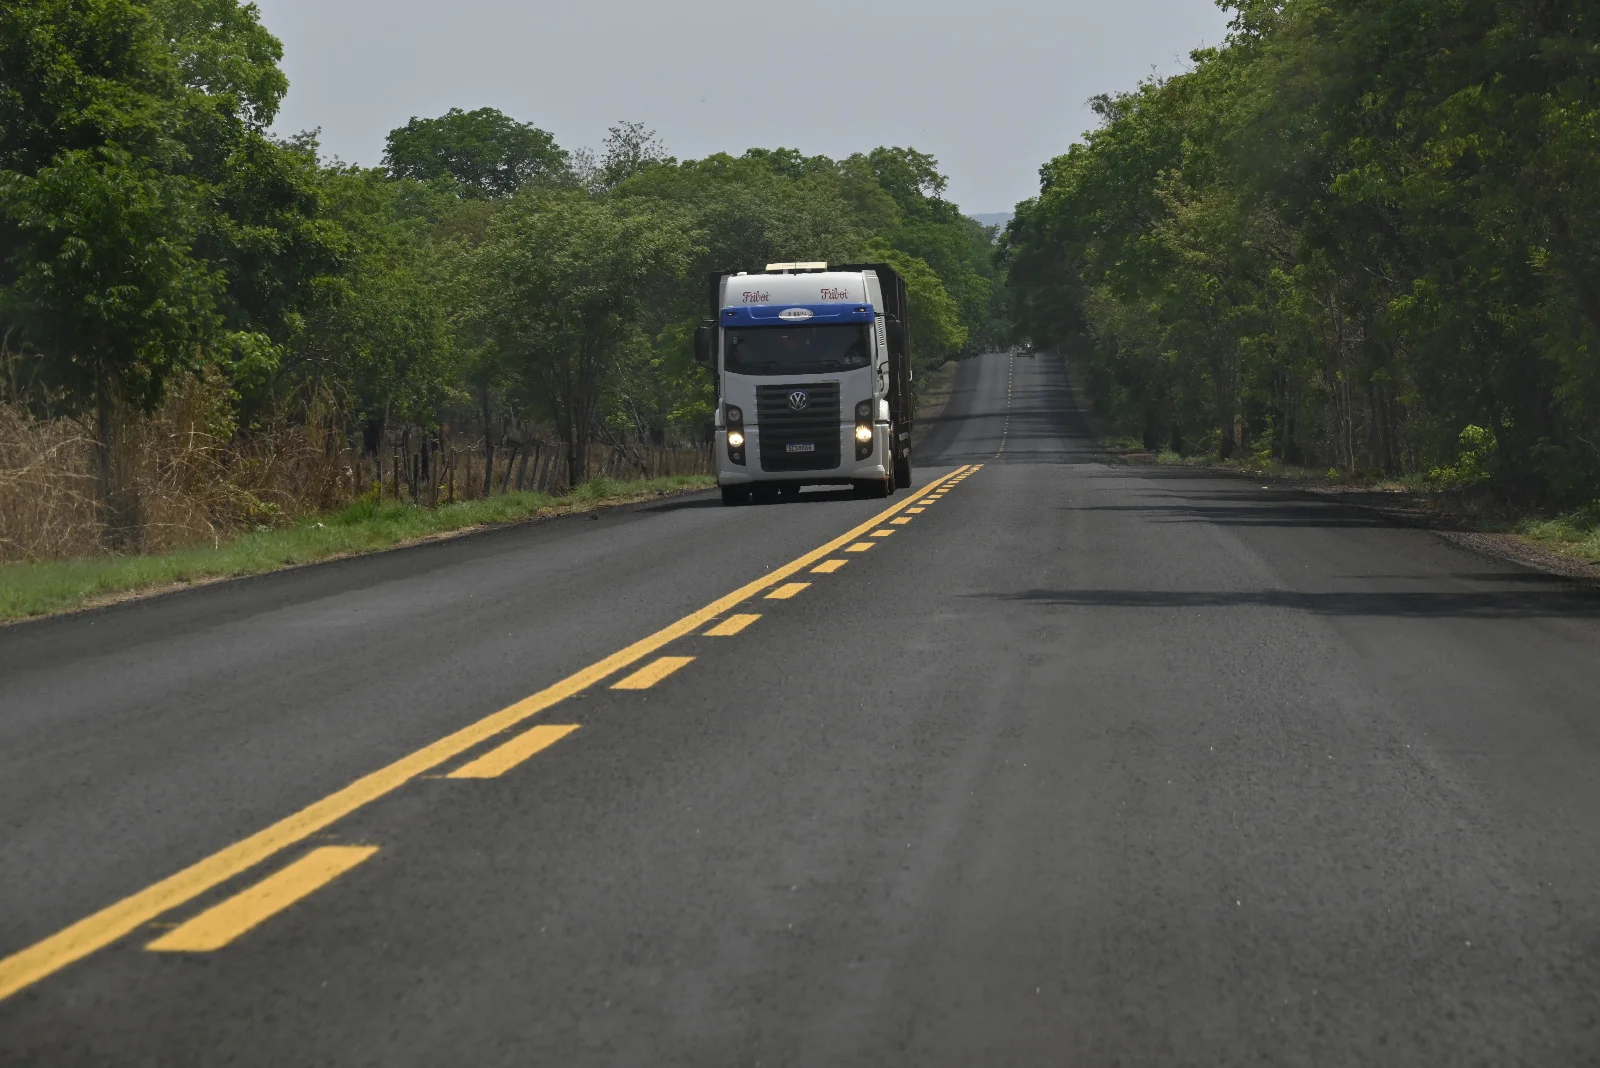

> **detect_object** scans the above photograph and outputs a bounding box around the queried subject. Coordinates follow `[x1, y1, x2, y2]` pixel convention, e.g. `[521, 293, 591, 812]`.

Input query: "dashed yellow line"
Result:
[811, 560, 848, 574]
[146, 847, 377, 953]
[871, 529, 895, 538]
[846, 542, 875, 552]
[612, 656, 696, 690]
[705, 613, 761, 636]
[0, 463, 971, 1002]
[448, 724, 580, 779]
[998, 355, 1015, 457]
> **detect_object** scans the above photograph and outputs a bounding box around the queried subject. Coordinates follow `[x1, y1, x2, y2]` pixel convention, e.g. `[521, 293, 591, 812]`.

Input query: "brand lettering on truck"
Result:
[819, 287, 850, 301]
[741, 291, 770, 303]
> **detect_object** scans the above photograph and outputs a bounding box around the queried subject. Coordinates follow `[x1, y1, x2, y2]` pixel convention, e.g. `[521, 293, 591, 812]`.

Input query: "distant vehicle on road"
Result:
[696, 263, 914, 505]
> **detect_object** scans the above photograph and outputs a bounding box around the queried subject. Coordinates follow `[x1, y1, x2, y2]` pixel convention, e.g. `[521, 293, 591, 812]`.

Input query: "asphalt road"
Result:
[4, 352, 1600, 1066]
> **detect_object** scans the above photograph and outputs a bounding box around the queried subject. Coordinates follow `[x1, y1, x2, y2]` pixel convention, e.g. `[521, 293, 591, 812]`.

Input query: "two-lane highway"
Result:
[4, 352, 1600, 1065]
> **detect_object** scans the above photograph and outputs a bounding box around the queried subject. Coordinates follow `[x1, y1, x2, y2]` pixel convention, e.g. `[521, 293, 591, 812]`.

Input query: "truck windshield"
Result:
[724, 324, 872, 375]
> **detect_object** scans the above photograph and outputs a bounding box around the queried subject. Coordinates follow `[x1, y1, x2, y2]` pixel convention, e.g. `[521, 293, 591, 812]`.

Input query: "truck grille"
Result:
[755, 382, 841, 471]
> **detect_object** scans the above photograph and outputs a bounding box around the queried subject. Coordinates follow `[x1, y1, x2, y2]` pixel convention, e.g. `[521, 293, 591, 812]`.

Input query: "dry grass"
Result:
[1, 377, 715, 568]
[0, 380, 353, 563]
[0, 406, 100, 560]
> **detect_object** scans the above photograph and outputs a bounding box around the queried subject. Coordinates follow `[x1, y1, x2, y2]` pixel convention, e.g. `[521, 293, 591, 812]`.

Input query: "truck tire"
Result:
[894, 453, 912, 489]
[853, 478, 892, 499]
[720, 485, 750, 506]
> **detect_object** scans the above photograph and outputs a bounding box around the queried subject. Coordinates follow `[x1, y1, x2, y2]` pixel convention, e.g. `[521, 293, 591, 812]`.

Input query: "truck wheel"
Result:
[894, 454, 912, 489]
[853, 478, 892, 499]
[720, 486, 750, 506]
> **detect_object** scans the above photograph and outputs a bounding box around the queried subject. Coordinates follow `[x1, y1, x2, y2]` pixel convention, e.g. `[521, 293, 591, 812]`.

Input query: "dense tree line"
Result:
[1002, 0, 1600, 502]
[1, 0, 1003, 543]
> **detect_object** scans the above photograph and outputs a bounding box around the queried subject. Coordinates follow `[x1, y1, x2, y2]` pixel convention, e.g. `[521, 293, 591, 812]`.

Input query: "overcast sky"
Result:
[253, 0, 1232, 214]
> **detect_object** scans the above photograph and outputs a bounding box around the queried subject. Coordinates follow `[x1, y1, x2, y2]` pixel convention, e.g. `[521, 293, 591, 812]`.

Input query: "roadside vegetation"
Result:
[0, 475, 713, 622]
[1519, 509, 1600, 563]
[1, 0, 1003, 568]
[1003, 0, 1600, 521]
[1080, 367, 1600, 567]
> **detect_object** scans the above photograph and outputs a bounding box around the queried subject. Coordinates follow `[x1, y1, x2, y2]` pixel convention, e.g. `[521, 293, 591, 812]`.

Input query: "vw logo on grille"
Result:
[787, 391, 809, 410]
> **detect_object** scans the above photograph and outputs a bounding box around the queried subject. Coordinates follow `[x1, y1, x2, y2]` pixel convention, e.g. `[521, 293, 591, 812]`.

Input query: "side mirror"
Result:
[693, 320, 716, 365]
[885, 317, 906, 350]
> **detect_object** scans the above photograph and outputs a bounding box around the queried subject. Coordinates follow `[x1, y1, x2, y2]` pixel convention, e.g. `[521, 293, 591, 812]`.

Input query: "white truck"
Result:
[694, 262, 914, 505]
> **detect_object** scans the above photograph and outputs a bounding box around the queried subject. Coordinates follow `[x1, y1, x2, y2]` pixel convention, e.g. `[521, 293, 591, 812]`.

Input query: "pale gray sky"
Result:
[253, 0, 1232, 214]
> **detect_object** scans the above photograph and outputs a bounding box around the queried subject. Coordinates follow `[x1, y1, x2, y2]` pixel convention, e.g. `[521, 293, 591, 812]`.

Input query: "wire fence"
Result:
[357, 440, 715, 506]
[1, 395, 713, 562]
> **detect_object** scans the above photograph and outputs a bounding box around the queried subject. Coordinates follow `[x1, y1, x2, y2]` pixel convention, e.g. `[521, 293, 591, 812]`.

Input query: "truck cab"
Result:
[695, 263, 913, 505]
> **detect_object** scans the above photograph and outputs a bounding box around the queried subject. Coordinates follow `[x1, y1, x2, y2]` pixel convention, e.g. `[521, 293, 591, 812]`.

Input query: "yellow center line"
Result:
[612, 655, 696, 690]
[0, 463, 970, 1002]
[447, 724, 580, 779]
[704, 613, 761, 636]
[871, 529, 895, 538]
[890, 517, 912, 526]
[765, 582, 810, 600]
[146, 847, 377, 953]
[811, 560, 847, 573]
[906, 508, 925, 514]
[845, 542, 875, 552]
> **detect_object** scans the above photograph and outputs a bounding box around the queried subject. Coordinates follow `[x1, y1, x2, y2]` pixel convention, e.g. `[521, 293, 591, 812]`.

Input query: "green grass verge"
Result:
[1143, 448, 1600, 566]
[1517, 507, 1600, 564]
[0, 475, 715, 623]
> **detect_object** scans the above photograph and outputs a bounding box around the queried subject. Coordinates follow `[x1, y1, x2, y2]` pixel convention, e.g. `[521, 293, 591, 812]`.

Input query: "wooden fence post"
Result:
[514, 446, 530, 492]
[426, 442, 438, 508]
[500, 443, 518, 495]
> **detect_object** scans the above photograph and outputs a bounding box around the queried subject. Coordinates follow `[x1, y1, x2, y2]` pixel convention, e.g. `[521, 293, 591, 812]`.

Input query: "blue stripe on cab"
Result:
[721, 303, 876, 326]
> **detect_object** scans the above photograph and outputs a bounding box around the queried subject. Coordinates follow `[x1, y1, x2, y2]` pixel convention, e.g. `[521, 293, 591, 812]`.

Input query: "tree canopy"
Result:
[383, 107, 568, 198]
[1, 0, 1004, 547]
[1003, 0, 1600, 501]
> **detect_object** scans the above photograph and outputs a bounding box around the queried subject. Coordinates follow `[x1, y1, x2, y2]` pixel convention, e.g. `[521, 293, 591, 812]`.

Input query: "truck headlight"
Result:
[854, 425, 873, 443]
[855, 401, 872, 421]
[725, 405, 743, 423]
[727, 430, 745, 448]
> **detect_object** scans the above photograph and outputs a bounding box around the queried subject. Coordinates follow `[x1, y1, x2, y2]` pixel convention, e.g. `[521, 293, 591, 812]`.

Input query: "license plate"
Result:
[785, 443, 815, 453]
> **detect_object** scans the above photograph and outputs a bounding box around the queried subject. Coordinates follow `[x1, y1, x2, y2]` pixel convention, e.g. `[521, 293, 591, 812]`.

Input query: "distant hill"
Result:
[968, 212, 1014, 230]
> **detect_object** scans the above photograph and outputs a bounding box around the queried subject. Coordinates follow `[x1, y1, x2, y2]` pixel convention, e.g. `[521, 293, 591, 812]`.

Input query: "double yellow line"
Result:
[0, 464, 975, 1002]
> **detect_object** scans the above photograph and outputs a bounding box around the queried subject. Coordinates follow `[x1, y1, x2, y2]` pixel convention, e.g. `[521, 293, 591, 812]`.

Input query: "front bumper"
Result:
[716, 424, 889, 485]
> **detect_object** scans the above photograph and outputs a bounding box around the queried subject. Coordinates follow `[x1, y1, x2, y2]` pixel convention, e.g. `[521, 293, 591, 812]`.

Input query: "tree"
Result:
[285, 164, 457, 433]
[475, 189, 700, 485]
[384, 107, 568, 198]
[1002, 0, 1600, 495]
[588, 121, 670, 191]
[0, 0, 321, 543]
